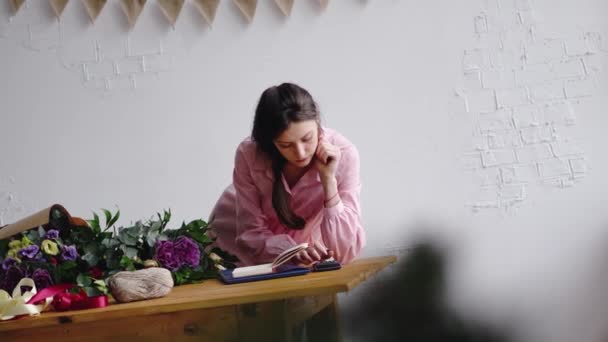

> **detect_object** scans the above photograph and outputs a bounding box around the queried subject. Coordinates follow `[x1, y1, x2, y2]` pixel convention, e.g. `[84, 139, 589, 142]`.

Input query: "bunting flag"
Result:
[49, 0, 69, 18]
[120, 0, 146, 28]
[233, 0, 257, 23]
[157, 0, 185, 27]
[193, 0, 219, 26]
[10, 0, 330, 27]
[81, 0, 107, 23]
[274, 0, 293, 17]
[9, 0, 25, 15]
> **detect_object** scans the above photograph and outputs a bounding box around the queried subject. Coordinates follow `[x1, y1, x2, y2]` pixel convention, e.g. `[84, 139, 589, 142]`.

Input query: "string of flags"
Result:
[8, 0, 331, 27]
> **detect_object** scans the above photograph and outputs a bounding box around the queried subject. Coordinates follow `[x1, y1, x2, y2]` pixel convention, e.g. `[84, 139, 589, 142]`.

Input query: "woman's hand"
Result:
[294, 241, 334, 266]
[314, 137, 341, 182]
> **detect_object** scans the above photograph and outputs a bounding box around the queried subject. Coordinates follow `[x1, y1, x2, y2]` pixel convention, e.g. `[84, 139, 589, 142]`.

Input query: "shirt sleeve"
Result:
[320, 144, 366, 264]
[232, 145, 297, 264]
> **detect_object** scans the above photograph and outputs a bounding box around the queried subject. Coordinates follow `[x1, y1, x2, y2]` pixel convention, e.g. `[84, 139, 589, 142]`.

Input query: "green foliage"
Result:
[85, 208, 231, 286]
[55, 261, 78, 284]
[0, 207, 238, 298]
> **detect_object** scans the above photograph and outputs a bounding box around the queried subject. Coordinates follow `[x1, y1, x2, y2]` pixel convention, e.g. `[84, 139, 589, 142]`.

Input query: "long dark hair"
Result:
[251, 83, 320, 229]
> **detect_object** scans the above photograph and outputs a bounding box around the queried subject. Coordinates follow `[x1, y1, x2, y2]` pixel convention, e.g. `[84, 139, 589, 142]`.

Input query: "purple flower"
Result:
[154, 240, 180, 271]
[45, 229, 59, 240]
[1, 265, 25, 292]
[173, 236, 200, 268]
[2, 258, 18, 271]
[18, 245, 40, 260]
[32, 268, 54, 290]
[61, 245, 78, 261]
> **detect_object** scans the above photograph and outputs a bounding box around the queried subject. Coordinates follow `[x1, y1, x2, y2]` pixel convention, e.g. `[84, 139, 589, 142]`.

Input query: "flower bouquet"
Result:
[0, 204, 237, 319]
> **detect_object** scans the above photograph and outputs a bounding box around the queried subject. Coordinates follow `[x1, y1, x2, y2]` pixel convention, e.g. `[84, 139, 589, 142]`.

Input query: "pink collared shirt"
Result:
[208, 128, 365, 266]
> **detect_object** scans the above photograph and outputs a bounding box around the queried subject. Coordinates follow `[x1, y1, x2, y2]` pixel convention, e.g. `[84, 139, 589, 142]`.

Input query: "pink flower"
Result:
[155, 237, 201, 270]
[154, 240, 180, 271]
[173, 236, 201, 268]
[89, 267, 103, 279]
[32, 268, 54, 290]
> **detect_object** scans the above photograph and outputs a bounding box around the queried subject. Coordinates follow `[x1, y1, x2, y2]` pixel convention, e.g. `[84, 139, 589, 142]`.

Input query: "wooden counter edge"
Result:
[0, 255, 397, 332]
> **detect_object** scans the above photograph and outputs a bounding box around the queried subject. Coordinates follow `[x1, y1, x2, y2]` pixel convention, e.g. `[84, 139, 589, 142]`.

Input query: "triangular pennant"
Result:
[193, 0, 220, 26]
[49, 0, 69, 18]
[274, 0, 293, 16]
[81, 0, 107, 23]
[9, 0, 25, 14]
[157, 0, 185, 27]
[120, 0, 146, 28]
[318, 0, 329, 10]
[233, 0, 257, 23]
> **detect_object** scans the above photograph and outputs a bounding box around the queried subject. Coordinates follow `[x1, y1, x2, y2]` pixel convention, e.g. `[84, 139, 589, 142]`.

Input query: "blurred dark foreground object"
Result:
[345, 243, 509, 342]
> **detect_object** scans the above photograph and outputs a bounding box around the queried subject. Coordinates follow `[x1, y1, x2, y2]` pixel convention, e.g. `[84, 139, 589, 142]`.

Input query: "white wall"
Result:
[1, 1, 608, 341]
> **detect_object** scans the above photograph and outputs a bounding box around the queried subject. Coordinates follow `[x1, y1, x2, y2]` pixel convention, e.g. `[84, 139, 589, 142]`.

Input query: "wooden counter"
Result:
[0, 256, 396, 341]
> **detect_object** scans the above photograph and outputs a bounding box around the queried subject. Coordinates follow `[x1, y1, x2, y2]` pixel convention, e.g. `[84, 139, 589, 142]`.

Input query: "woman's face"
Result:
[273, 120, 319, 169]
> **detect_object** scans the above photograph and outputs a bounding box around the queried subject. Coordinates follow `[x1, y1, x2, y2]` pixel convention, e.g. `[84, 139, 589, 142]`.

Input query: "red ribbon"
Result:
[26, 284, 108, 312]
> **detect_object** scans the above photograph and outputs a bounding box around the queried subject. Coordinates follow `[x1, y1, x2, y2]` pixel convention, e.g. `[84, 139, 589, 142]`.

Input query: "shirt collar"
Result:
[251, 144, 323, 186]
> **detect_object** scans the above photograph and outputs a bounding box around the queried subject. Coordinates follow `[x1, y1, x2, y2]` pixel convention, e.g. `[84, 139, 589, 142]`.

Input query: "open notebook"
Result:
[231, 242, 309, 278]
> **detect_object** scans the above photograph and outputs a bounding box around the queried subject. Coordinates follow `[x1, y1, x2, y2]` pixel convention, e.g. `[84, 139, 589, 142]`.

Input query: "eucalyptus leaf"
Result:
[84, 243, 99, 254]
[150, 221, 161, 232]
[146, 231, 159, 248]
[119, 244, 139, 259]
[125, 246, 138, 258]
[125, 224, 141, 237]
[118, 230, 137, 245]
[84, 286, 104, 297]
[27, 229, 40, 241]
[76, 273, 92, 287]
[102, 237, 119, 248]
[82, 252, 99, 267]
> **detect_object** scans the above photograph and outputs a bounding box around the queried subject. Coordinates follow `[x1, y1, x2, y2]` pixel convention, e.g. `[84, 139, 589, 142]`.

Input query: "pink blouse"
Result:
[208, 128, 365, 266]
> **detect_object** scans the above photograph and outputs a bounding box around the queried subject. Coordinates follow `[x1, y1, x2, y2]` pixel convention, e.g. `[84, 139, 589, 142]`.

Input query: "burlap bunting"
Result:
[7, 0, 331, 24]
[157, 0, 185, 27]
[82, 0, 107, 23]
[233, 0, 257, 23]
[274, 0, 294, 17]
[9, 0, 25, 14]
[49, 0, 69, 18]
[193, 0, 220, 26]
[120, 0, 147, 28]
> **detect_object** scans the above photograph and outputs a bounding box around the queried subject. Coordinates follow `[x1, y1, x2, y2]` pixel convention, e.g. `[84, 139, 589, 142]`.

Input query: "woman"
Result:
[209, 83, 365, 266]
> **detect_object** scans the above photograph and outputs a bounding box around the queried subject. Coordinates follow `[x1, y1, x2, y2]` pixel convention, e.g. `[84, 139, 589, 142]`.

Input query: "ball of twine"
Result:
[107, 267, 174, 303]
